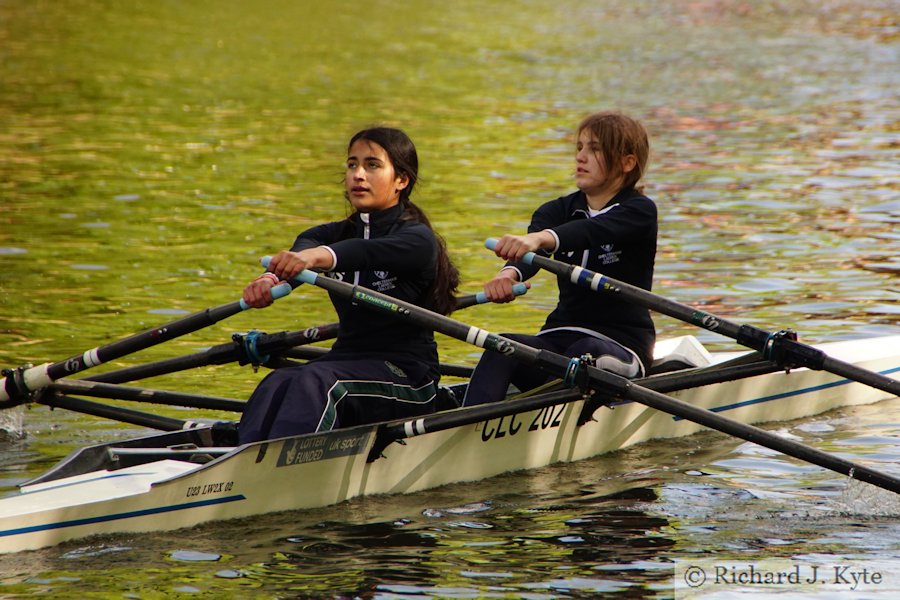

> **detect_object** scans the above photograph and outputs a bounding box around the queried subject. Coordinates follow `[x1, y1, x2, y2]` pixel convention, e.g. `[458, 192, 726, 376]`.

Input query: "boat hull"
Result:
[1, 335, 898, 554]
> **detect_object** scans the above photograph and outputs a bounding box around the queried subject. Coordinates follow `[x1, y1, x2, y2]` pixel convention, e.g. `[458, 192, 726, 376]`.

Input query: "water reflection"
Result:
[238, 485, 675, 597]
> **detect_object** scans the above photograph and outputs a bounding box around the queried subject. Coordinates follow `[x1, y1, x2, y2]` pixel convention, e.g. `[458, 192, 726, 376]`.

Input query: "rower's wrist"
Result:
[498, 266, 521, 282]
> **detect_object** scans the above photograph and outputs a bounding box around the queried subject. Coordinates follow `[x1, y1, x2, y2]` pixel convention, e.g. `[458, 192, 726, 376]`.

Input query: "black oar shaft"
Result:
[48, 302, 244, 383]
[76, 288, 508, 387]
[1, 284, 293, 404]
[619, 373, 900, 493]
[39, 395, 191, 431]
[49, 379, 245, 412]
[295, 269, 900, 495]
[502, 242, 898, 397]
[83, 323, 341, 385]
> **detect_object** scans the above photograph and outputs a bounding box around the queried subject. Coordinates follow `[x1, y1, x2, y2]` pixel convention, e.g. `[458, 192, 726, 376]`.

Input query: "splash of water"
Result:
[0, 406, 25, 441]
[834, 476, 900, 516]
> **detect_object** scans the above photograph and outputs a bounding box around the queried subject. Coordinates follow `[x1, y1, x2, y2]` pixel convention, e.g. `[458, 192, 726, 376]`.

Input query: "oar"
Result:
[46, 379, 245, 412]
[485, 239, 899, 397]
[291, 267, 900, 495]
[38, 395, 195, 431]
[82, 287, 522, 386]
[0, 283, 294, 406]
[82, 323, 341, 384]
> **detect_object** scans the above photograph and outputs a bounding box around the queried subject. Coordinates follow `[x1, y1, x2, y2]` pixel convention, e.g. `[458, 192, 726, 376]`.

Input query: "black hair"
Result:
[348, 127, 460, 315]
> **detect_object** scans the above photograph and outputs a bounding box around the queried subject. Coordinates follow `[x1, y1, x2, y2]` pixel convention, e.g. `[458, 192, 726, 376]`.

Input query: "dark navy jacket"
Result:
[290, 203, 440, 381]
[505, 188, 657, 369]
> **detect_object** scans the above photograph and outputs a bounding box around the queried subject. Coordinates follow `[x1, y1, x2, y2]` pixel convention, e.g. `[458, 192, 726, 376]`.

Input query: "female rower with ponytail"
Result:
[238, 127, 459, 443]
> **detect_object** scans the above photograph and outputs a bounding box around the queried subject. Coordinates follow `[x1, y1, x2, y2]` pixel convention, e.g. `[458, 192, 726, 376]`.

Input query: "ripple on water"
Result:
[0, 247, 27, 255]
[732, 277, 798, 293]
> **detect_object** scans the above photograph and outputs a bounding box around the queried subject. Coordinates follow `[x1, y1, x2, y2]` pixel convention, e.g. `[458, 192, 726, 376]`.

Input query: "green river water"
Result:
[1, 1, 899, 597]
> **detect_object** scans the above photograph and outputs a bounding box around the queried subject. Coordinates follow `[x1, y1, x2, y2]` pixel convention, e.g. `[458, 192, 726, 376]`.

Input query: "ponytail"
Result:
[349, 127, 460, 315]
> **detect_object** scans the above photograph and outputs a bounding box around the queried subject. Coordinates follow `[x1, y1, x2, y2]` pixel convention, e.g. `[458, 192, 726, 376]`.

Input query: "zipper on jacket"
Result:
[355, 213, 370, 286]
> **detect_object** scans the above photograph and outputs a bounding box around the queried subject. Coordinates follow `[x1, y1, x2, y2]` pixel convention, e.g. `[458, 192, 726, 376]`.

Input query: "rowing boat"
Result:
[2, 333, 898, 554]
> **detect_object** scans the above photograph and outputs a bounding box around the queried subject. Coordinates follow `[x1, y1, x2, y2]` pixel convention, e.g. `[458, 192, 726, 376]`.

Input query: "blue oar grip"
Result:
[271, 282, 292, 299]
[239, 282, 293, 311]
[237, 257, 297, 310]
[295, 269, 318, 285]
[260, 256, 317, 286]
[484, 238, 537, 265]
[473, 282, 528, 304]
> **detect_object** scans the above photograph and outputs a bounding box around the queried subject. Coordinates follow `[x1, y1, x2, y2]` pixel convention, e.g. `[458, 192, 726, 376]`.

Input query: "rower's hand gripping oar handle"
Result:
[260, 256, 527, 306]
[1, 278, 293, 405]
[485, 237, 538, 266]
[464, 284, 528, 306]
[239, 282, 292, 310]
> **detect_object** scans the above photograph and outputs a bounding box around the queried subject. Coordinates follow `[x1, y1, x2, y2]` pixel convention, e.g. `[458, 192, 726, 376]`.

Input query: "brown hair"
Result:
[577, 112, 650, 193]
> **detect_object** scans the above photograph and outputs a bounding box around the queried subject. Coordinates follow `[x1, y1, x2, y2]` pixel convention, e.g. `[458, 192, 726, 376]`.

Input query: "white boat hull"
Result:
[1, 335, 898, 554]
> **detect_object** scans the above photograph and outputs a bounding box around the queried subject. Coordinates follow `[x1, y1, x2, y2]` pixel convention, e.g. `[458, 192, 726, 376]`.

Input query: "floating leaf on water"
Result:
[214, 569, 244, 579]
[169, 550, 221, 562]
[558, 535, 585, 544]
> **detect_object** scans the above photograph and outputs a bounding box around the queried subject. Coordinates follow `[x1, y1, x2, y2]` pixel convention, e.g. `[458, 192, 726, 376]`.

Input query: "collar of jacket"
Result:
[351, 202, 405, 233]
[571, 187, 638, 215]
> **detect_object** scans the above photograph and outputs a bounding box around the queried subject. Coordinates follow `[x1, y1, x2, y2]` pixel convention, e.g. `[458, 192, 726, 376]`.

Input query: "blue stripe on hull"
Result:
[0, 494, 246, 538]
[674, 365, 900, 421]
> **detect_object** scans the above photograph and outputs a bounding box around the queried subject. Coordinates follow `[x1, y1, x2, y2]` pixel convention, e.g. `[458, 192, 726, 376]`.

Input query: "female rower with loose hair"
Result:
[463, 111, 657, 405]
[239, 127, 460, 443]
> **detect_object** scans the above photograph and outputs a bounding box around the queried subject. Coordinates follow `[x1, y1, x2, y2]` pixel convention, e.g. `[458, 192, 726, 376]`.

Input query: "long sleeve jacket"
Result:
[505, 188, 657, 369]
[291, 203, 440, 380]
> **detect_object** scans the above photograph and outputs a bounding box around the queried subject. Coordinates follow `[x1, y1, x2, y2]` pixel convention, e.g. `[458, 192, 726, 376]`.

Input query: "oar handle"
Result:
[261, 255, 526, 308]
[484, 239, 899, 397]
[239, 282, 292, 310]
[459, 283, 528, 309]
